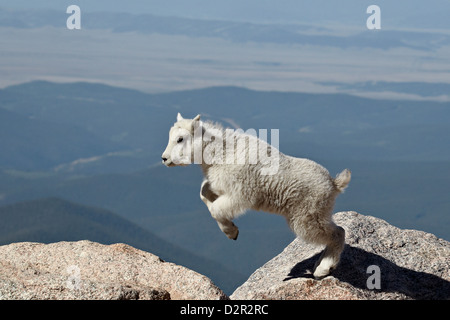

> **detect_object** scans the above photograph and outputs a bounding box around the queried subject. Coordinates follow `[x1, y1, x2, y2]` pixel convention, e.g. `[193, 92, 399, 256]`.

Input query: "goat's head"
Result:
[161, 113, 201, 167]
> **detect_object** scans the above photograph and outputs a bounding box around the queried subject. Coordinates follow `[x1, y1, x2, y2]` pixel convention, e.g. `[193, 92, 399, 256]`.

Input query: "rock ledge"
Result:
[231, 211, 450, 300]
[1, 212, 448, 300]
[0, 240, 227, 300]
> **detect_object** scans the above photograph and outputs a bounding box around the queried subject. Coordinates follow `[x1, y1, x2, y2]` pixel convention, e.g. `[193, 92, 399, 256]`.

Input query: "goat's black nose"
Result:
[162, 157, 167, 162]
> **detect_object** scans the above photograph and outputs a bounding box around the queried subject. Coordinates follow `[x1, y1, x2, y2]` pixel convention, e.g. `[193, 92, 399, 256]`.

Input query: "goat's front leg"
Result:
[200, 180, 239, 240]
[200, 180, 218, 204]
[209, 196, 239, 240]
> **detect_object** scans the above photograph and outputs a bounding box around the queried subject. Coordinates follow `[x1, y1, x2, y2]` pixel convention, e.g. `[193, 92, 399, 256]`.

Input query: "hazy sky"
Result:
[0, 1, 449, 98]
[1, 0, 449, 29]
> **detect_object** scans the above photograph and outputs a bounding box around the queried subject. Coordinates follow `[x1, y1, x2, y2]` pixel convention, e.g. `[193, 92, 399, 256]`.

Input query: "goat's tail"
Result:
[334, 169, 351, 193]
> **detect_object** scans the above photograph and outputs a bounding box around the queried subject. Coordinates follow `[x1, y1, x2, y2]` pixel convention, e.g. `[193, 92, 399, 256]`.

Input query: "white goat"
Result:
[162, 113, 351, 278]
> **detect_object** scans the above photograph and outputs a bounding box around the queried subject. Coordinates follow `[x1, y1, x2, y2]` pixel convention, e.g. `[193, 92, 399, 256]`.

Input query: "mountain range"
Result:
[1, 80, 449, 170]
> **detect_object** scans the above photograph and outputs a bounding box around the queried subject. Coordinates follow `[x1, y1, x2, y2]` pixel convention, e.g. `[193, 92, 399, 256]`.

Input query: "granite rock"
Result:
[0, 240, 227, 300]
[231, 211, 450, 300]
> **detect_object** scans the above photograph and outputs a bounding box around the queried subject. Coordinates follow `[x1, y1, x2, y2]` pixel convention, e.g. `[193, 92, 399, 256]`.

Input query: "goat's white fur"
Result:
[162, 113, 351, 278]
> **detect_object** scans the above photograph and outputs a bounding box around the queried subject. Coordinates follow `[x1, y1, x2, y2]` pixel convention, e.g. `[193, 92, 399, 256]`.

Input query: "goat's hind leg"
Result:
[312, 223, 345, 279]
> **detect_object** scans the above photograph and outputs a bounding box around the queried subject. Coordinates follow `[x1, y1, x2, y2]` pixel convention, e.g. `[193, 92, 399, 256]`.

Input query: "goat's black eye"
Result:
[177, 137, 184, 143]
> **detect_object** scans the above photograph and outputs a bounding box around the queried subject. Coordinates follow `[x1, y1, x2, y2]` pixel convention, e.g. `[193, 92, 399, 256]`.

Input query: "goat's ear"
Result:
[177, 112, 184, 121]
[191, 114, 201, 133]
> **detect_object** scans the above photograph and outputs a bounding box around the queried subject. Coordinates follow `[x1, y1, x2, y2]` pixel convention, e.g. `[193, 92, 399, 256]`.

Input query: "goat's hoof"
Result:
[313, 265, 331, 280]
[227, 228, 239, 241]
[313, 273, 327, 280]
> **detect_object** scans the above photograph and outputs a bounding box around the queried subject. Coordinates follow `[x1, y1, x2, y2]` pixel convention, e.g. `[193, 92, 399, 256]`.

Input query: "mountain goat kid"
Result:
[161, 113, 351, 278]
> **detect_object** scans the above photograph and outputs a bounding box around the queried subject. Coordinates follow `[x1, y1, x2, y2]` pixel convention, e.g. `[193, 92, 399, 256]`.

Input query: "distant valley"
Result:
[1, 6, 450, 97]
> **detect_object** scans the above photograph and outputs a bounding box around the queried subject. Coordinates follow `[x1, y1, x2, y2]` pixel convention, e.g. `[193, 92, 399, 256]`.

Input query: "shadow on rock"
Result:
[284, 245, 450, 300]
